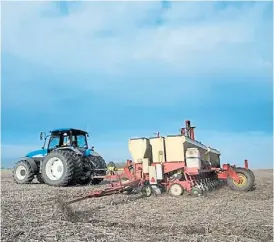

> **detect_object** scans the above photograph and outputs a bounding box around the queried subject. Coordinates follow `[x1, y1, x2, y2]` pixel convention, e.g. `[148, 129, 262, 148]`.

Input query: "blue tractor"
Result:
[12, 128, 107, 186]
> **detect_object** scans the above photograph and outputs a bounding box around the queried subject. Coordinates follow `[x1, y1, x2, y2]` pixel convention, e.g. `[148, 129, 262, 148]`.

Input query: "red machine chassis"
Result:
[103, 159, 250, 193]
[65, 159, 250, 205]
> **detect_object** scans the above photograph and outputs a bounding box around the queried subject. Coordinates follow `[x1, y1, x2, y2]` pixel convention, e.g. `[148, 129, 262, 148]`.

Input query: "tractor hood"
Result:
[26, 149, 47, 158]
[25, 147, 95, 158]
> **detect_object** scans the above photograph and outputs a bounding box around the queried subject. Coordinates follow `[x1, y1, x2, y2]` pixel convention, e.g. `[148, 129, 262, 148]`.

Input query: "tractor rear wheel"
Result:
[88, 153, 107, 171]
[13, 160, 35, 184]
[85, 153, 107, 185]
[41, 150, 81, 186]
[227, 167, 255, 192]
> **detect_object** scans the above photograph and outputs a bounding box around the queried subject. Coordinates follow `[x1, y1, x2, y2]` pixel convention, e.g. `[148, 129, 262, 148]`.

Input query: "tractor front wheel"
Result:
[13, 160, 35, 184]
[227, 167, 255, 192]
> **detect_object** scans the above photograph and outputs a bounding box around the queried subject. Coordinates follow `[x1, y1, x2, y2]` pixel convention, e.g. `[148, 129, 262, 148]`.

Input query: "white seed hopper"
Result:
[128, 134, 220, 168]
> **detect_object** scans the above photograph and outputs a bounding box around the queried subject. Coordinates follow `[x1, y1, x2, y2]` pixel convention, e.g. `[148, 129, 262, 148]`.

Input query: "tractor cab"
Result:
[40, 128, 90, 153]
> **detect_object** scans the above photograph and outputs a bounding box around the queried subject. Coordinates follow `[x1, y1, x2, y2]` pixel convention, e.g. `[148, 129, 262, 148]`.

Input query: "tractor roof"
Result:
[50, 128, 88, 135]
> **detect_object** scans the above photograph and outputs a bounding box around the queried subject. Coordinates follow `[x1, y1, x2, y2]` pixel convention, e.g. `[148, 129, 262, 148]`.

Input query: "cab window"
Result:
[48, 136, 60, 150]
[77, 135, 87, 148]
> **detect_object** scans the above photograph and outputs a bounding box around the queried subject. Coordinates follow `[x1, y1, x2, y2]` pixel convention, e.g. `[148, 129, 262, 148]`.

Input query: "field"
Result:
[1, 169, 273, 242]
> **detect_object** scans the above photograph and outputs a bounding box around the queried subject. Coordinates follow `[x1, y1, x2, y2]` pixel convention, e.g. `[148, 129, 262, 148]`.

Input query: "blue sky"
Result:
[1, 1, 273, 168]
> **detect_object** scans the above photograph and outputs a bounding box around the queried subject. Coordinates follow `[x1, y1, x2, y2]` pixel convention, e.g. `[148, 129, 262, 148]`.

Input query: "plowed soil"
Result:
[1, 169, 273, 242]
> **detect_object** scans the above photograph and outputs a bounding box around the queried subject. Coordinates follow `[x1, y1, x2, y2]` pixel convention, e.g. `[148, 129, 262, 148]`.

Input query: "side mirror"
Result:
[40, 132, 44, 140]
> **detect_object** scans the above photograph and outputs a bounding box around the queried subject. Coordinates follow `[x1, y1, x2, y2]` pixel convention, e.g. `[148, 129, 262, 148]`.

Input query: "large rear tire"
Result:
[69, 151, 83, 185]
[41, 150, 81, 186]
[13, 160, 35, 184]
[227, 167, 255, 192]
[88, 153, 107, 171]
[86, 153, 107, 185]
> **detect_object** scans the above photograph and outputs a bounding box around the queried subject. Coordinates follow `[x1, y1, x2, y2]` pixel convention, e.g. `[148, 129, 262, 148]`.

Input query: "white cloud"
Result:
[2, 1, 272, 77]
[1, 1, 272, 107]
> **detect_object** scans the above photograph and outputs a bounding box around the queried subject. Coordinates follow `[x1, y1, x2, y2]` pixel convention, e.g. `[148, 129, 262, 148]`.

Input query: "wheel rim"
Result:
[45, 157, 64, 180]
[145, 186, 152, 196]
[170, 184, 183, 196]
[142, 185, 152, 197]
[15, 165, 27, 180]
[232, 173, 247, 187]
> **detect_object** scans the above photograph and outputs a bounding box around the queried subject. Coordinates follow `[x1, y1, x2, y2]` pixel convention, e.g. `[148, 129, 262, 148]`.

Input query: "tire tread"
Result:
[41, 150, 75, 186]
[227, 167, 255, 192]
[12, 160, 35, 184]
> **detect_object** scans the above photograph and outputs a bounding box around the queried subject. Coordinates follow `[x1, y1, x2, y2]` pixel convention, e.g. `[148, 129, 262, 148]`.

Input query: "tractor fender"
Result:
[84, 149, 99, 157]
[21, 157, 39, 173]
[55, 147, 83, 156]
